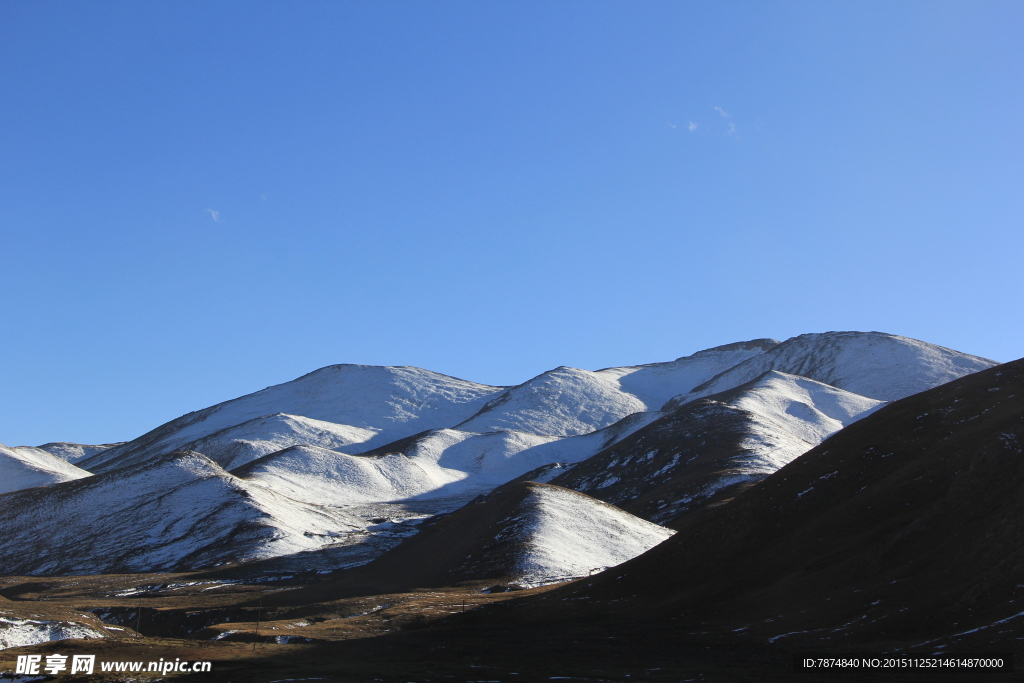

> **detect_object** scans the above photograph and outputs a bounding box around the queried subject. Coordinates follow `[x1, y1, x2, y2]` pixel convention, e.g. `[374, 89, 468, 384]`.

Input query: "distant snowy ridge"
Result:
[0, 443, 92, 494]
[730, 370, 886, 469]
[671, 331, 996, 406]
[80, 365, 507, 473]
[36, 442, 121, 464]
[455, 339, 777, 436]
[234, 415, 662, 506]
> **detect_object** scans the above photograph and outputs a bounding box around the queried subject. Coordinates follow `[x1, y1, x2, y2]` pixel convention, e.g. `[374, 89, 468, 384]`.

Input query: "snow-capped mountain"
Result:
[0, 331, 999, 577]
[672, 331, 994, 405]
[0, 443, 92, 495]
[79, 365, 508, 473]
[485, 482, 674, 586]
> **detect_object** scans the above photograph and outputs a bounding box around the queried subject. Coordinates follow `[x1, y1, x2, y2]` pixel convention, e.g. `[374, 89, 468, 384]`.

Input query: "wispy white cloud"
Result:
[668, 122, 678, 129]
[688, 121, 698, 132]
[713, 106, 730, 118]
[726, 123, 737, 136]
[207, 208, 220, 222]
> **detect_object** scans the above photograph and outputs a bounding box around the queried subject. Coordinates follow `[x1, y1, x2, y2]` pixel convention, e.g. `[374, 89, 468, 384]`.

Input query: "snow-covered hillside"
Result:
[80, 365, 507, 473]
[550, 372, 887, 522]
[509, 482, 676, 586]
[234, 415, 662, 507]
[2, 331, 998, 577]
[0, 451, 368, 575]
[0, 443, 92, 494]
[731, 371, 886, 466]
[595, 339, 779, 409]
[337, 481, 675, 590]
[177, 413, 378, 470]
[235, 443, 461, 505]
[455, 339, 777, 436]
[672, 331, 997, 406]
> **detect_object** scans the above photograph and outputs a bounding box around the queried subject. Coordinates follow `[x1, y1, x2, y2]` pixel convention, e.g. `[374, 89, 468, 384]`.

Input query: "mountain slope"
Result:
[80, 365, 506, 473]
[176, 413, 378, 470]
[0, 451, 367, 575]
[3, 331, 1001, 582]
[549, 371, 884, 522]
[233, 420, 647, 507]
[454, 339, 777, 436]
[455, 366, 648, 436]
[304, 358, 1019, 682]
[232, 443, 463, 505]
[325, 481, 674, 592]
[673, 331, 997, 405]
[568, 356, 1024, 649]
[0, 443, 92, 494]
[594, 338, 780, 408]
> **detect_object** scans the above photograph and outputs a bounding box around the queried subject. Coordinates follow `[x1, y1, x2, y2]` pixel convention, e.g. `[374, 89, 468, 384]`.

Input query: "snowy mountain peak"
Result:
[80, 364, 507, 473]
[673, 331, 997, 406]
[512, 482, 676, 585]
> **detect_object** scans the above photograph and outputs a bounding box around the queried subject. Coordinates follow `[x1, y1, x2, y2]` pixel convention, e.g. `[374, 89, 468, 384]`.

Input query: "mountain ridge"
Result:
[0, 331, 1001, 579]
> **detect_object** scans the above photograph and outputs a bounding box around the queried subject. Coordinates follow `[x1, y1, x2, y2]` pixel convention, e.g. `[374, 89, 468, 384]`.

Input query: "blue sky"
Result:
[2, 1, 1021, 446]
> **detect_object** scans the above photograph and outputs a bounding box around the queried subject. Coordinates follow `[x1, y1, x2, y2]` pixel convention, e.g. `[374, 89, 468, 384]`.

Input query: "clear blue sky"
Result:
[2, 1, 1021, 447]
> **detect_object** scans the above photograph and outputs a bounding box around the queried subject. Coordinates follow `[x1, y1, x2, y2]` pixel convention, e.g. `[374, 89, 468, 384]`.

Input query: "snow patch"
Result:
[0, 617, 105, 650]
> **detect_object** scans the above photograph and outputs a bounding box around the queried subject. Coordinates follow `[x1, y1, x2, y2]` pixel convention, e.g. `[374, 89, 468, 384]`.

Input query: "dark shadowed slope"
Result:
[568, 356, 1024, 650]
